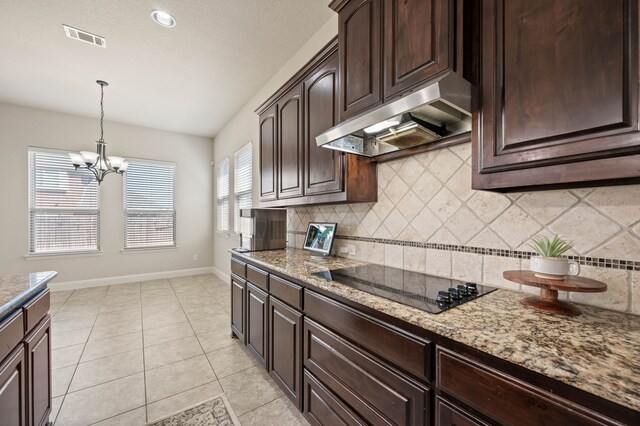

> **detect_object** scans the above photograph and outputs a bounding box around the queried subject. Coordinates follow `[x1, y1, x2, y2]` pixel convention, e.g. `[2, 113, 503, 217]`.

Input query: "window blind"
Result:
[28, 148, 100, 254]
[234, 143, 252, 234]
[124, 160, 176, 249]
[216, 158, 230, 232]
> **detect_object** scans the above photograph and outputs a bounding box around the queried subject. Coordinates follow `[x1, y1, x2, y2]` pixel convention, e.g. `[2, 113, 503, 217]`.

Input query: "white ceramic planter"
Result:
[530, 256, 580, 280]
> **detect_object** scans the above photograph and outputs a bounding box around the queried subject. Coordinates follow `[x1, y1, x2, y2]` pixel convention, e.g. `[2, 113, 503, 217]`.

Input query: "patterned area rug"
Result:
[146, 395, 240, 426]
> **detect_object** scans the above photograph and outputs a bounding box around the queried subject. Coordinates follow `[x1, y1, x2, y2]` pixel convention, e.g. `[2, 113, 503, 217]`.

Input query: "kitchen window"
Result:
[123, 159, 176, 249]
[216, 158, 230, 233]
[233, 143, 252, 234]
[28, 148, 100, 254]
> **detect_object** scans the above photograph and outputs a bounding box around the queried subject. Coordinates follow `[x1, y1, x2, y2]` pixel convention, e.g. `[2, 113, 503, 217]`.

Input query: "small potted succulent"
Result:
[528, 235, 580, 280]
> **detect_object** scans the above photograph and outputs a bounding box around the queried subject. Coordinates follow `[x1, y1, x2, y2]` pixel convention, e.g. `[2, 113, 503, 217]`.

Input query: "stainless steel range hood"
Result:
[316, 71, 472, 157]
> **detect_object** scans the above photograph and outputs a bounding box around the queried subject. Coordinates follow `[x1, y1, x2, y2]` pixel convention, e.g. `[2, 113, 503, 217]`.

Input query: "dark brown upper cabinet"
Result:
[383, 0, 452, 100]
[336, 0, 383, 120]
[256, 38, 377, 207]
[473, 0, 640, 191]
[331, 0, 462, 115]
[304, 52, 344, 196]
[277, 85, 304, 199]
[259, 104, 277, 201]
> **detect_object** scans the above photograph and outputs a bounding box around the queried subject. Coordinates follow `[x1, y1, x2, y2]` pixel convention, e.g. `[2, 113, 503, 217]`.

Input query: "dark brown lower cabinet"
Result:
[231, 255, 638, 426]
[0, 345, 26, 426]
[303, 370, 365, 426]
[246, 283, 268, 367]
[230, 275, 246, 342]
[436, 347, 619, 426]
[24, 317, 51, 426]
[435, 397, 488, 426]
[304, 318, 429, 426]
[268, 297, 303, 409]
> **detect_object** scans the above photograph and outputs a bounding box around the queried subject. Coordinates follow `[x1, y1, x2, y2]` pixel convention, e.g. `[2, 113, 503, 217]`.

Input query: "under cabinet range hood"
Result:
[316, 71, 472, 157]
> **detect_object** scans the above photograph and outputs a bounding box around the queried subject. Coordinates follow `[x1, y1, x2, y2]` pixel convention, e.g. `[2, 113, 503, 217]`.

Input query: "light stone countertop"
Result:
[230, 248, 640, 413]
[0, 271, 57, 321]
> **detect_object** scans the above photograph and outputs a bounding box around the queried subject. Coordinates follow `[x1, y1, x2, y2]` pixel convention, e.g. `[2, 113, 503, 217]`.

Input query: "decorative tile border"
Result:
[287, 230, 640, 271]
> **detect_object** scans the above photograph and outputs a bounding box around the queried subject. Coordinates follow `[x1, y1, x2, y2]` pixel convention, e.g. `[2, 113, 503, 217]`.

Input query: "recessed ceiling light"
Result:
[150, 10, 176, 28]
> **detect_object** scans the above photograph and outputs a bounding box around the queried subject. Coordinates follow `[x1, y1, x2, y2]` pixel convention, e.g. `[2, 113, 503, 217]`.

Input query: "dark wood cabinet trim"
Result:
[255, 38, 338, 115]
[246, 282, 269, 367]
[0, 345, 26, 426]
[230, 274, 246, 342]
[436, 346, 623, 426]
[25, 316, 51, 426]
[473, 0, 640, 190]
[303, 370, 366, 426]
[268, 297, 303, 410]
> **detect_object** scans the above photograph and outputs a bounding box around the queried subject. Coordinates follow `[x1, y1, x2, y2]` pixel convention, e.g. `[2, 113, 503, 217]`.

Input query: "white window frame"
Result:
[233, 143, 253, 235]
[123, 158, 177, 250]
[216, 158, 230, 234]
[27, 147, 101, 256]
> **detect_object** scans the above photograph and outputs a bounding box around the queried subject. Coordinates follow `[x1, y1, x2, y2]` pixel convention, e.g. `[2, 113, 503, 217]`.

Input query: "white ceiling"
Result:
[0, 0, 333, 137]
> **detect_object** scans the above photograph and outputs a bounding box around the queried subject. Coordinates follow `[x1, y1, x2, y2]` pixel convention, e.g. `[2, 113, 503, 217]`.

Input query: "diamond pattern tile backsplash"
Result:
[287, 142, 640, 315]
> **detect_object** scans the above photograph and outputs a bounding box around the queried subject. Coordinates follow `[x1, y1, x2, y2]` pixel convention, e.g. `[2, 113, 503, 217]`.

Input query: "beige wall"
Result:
[211, 15, 338, 275]
[0, 102, 213, 284]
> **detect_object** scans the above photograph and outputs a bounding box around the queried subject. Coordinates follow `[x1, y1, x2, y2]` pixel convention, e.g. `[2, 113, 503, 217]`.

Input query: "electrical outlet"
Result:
[192, 254, 198, 261]
[340, 245, 356, 256]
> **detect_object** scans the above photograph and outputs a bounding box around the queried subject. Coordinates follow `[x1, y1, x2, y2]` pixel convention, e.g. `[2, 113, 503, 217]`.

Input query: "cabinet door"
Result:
[230, 275, 246, 342]
[259, 104, 278, 201]
[338, 0, 382, 120]
[0, 346, 26, 426]
[278, 85, 304, 199]
[246, 282, 269, 367]
[383, 0, 452, 99]
[473, 0, 640, 190]
[304, 52, 344, 196]
[303, 370, 365, 426]
[24, 317, 51, 426]
[268, 297, 303, 410]
[436, 397, 489, 426]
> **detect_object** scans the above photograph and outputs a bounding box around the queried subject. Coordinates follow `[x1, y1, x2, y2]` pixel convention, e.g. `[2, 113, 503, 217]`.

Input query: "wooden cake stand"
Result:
[503, 270, 607, 316]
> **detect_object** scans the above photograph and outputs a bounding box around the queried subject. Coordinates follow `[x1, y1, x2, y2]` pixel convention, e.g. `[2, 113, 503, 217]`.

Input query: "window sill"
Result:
[24, 250, 102, 260]
[121, 246, 179, 254]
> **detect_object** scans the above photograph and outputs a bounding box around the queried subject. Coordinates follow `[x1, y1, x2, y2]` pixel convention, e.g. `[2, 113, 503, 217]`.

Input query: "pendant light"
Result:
[69, 80, 128, 184]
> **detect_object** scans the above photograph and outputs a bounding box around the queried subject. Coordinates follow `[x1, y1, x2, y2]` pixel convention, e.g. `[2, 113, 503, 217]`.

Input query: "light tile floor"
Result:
[49, 274, 309, 426]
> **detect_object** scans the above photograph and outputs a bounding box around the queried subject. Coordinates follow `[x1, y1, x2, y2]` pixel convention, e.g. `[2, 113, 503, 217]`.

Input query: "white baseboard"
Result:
[212, 266, 230, 282]
[50, 266, 215, 292]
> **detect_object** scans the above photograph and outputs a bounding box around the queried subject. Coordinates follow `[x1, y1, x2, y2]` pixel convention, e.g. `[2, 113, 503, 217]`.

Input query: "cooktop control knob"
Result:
[465, 283, 478, 294]
[448, 287, 462, 300]
[436, 291, 452, 303]
[457, 284, 469, 296]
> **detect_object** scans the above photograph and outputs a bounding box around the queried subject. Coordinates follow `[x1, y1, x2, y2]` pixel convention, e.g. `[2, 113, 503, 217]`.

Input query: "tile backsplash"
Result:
[287, 142, 640, 315]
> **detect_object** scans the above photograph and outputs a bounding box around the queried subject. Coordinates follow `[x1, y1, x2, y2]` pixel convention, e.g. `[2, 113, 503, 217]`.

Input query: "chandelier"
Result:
[69, 80, 128, 184]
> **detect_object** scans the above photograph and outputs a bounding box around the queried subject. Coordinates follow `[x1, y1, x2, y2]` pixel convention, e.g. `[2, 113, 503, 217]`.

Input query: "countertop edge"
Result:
[0, 271, 57, 322]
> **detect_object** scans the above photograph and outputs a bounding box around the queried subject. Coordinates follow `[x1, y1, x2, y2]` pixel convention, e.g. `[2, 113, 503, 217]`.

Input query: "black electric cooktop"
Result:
[312, 264, 497, 314]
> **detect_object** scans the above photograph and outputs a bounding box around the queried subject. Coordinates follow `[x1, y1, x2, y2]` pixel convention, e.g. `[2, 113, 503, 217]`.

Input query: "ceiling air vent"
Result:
[63, 25, 106, 48]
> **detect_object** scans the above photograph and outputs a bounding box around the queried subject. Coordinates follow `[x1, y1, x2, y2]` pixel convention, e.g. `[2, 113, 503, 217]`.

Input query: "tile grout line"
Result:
[53, 289, 105, 424]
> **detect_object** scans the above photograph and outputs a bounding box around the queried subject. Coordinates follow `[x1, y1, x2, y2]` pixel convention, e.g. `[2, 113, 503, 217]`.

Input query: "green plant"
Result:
[528, 235, 574, 258]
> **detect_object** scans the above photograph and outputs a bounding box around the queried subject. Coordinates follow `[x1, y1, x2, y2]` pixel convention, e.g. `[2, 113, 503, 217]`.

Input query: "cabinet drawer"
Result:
[0, 310, 24, 362]
[304, 318, 429, 426]
[269, 274, 303, 310]
[303, 370, 365, 426]
[231, 258, 247, 279]
[247, 264, 269, 292]
[436, 347, 614, 426]
[304, 290, 431, 382]
[23, 289, 50, 334]
[436, 397, 489, 426]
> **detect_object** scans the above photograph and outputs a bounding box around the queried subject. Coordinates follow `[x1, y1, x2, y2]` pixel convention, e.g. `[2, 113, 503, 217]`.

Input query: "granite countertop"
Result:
[230, 248, 640, 413]
[0, 271, 57, 321]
